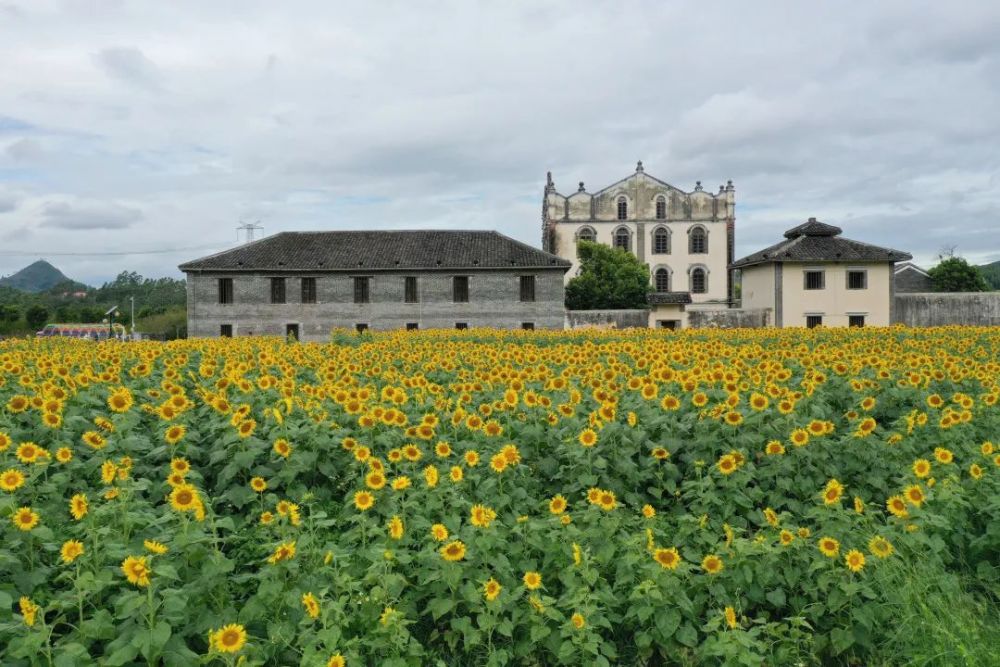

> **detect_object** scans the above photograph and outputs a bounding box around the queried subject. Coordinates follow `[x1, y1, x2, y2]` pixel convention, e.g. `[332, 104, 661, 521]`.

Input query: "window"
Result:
[218, 278, 233, 304]
[689, 227, 707, 254]
[655, 268, 670, 292]
[220, 324, 233, 338]
[657, 320, 679, 330]
[453, 276, 469, 303]
[613, 227, 630, 251]
[617, 196, 628, 220]
[577, 227, 596, 243]
[655, 196, 666, 220]
[455, 322, 468, 330]
[355, 323, 368, 333]
[653, 227, 670, 254]
[849, 315, 865, 328]
[406, 322, 419, 331]
[285, 323, 299, 340]
[522, 322, 535, 330]
[847, 270, 867, 290]
[301, 277, 316, 304]
[353, 277, 370, 304]
[691, 267, 707, 294]
[519, 275, 536, 302]
[806, 315, 823, 328]
[270, 277, 286, 304]
[404, 276, 418, 303]
[804, 270, 825, 290]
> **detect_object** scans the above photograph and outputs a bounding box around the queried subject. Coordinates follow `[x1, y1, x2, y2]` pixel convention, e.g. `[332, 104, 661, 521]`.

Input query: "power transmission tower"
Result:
[236, 220, 264, 244]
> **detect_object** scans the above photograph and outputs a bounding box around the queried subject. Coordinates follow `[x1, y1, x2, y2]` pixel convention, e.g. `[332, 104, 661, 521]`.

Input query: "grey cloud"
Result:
[94, 47, 162, 90]
[0, 193, 19, 213]
[6, 138, 43, 160]
[39, 200, 142, 230]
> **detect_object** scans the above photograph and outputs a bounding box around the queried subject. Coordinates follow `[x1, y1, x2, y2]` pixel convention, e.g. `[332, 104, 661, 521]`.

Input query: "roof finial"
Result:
[718, 184, 725, 193]
[636, 160, 644, 173]
[726, 180, 734, 191]
[578, 181, 585, 192]
[545, 171, 555, 193]
[695, 180, 703, 192]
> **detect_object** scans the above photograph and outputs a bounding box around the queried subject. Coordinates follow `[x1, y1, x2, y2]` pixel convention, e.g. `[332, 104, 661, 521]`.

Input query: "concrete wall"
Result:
[894, 267, 933, 293]
[565, 309, 650, 329]
[740, 264, 776, 312]
[893, 293, 1000, 326]
[186, 270, 567, 340]
[781, 263, 893, 327]
[688, 308, 771, 329]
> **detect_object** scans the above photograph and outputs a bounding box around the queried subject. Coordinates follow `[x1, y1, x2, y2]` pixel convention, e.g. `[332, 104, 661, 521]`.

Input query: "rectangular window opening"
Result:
[521, 322, 535, 330]
[218, 278, 233, 304]
[847, 270, 867, 290]
[354, 277, 370, 304]
[270, 277, 286, 304]
[285, 323, 299, 340]
[453, 276, 469, 303]
[455, 322, 468, 330]
[406, 322, 418, 331]
[806, 315, 823, 328]
[355, 323, 368, 333]
[404, 276, 418, 303]
[804, 270, 825, 290]
[301, 277, 317, 303]
[519, 275, 536, 302]
[220, 324, 233, 338]
[849, 315, 866, 328]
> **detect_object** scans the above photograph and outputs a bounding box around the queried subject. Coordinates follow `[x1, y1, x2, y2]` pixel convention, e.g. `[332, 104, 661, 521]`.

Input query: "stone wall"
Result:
[185, 270, 567, 340]
[688, 308, 772, 329]
[565, 310, 650, 329]
[894, 269, 933, 293]
[893, 293, 1000, 326]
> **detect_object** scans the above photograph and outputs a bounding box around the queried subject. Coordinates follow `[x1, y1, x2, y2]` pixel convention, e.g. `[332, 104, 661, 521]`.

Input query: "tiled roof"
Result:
[179, 230, 571, 272]
[648, 291, 693, 305]
[733, 218, 911, 268]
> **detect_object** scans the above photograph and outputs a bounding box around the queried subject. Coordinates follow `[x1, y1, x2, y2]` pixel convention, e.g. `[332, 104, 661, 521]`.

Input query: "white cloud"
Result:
[39, 198, 142, 230]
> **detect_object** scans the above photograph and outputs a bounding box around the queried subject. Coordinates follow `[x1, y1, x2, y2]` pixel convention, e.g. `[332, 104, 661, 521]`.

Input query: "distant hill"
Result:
[980, 260, 1000, 290]
[0, 260, 74, 292]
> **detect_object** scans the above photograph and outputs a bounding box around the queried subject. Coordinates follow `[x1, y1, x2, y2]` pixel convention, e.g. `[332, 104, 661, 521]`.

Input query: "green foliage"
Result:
[928, 257, 990, 292]
[565, 241, 651, 310]
[24, 304, 49, 330]
[978, 260, 1000, 291]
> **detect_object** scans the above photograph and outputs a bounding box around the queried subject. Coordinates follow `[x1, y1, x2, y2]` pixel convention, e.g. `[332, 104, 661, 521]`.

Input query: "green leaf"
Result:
[428, 597, 455, 620]
[766, 588, 786, 607]
[675, 622, 698, 647]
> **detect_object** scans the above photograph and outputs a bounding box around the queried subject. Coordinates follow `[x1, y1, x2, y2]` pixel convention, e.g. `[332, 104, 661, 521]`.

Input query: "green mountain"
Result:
[980, 260, 1000, 290]
[0, 260, 72, 293]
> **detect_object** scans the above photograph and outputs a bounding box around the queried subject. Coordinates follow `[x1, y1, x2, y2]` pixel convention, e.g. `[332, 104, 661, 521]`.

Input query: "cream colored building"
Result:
[542, 162, 734, 328]
[734, 218, 911, 328]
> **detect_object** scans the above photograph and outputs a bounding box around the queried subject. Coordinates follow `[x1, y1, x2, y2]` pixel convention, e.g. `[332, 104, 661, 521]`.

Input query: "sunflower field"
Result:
[1, 327, 998, 666]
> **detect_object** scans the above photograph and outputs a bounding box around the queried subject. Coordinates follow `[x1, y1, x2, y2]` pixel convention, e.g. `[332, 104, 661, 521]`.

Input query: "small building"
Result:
[542, 161, 735, 327]
[733, 218, 911, 328]
[179, 230, 570, 340]
[894, 262, 934, 293]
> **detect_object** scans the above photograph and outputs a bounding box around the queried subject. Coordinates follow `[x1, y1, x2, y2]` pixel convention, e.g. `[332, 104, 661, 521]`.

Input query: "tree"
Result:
[0, 304, 20, 323]
[25, 304, 50, 330]
[928, 256, 989, 292]
[565, 241, 651, 310]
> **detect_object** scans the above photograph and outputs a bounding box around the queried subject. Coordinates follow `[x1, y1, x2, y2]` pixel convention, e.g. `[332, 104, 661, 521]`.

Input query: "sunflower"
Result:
[651, 447, 670, 460]
[387, 515, 404, 540]
[642, 504, 656, 519]
[570, 612, 586, 629]
[449, 465, 463, 482]
[844, 549, 865, 573]
[364, 470, 386, 490]
[912, 459, 931, 478]
[164, 425, 186, 445]
[273, 438, 292, 458]
[483, 577, 501, 601]
[578, 428, 597, 447]
[765, 440, 785, 455]
[267, 540, 297, 564]
[790, 429, 810, 447]
[724, 606, 738, 629]
[0, 432, 11, 450]
[440, 540, 467, 561]
[19, 596, 39, 626]
[12, 506, 39, 531]
[717, 455, 738, 475]
[302, 592, 320, 619]
[424, 465, 439, 487]
[15, 442, 40, 463]
[60, 539, 84, 564]
[654, 547, 681, 570]
[0, 468, 25, 492]
[818, 537, 840, 558]
[391, 476, 411, 491]
[260, 511, 274, 525]
[69, 493, 88, 520]
[822, 479, 844, 505]
[763, 507, 779, 527]
[464, 450, 480, 467]
[55, 447, 72, 463]
[934, 447, 954, 464]
[430, 523, 449, 541]
[549, 495, 567, 515]
[779, 530, 795, 547]
[868, 535, 894, 559]
[661, 395, 680, 411]
[904, 484, 925, 507]
[523, 571, 542, 589]
[597, 490, 617, 511]
[250, 477, 267, 493]
[969, 463, 983, 480]
[169, 484, 201, 513]
[353, 491, 374, 510]
[237, 419, 257, 439]
[701, 554, 724, 575]
[886, 495, 909, 518]
[212, 623, 247, 653]
[470, 504, 497, 528]
[121, 555, 151, 587]
[107, 390, 134, 413]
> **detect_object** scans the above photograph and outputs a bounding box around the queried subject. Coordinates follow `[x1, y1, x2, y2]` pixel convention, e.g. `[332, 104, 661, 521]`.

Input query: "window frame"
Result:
[521, 322, 535, 331]
[688, 226, 708, 254]
[270, 277, 286, 304]
[654, 267, 671, 293]
[300, 277, 317, 304]
[616, 196, 628, 220]
[804, 270, 826, 290]
[218, 278, 234, 304]
[613, 226, 631, 252]
[848, 314, 866, 327]
[453, 276, 469, 303]
[655, 196, 667, 220]
[355, 323, 368, 333]
[353, 276, 371, 304]
[690, 267, 708, 294]
[576, 226, 596, 243]
[653, 225, 670, 254]
[404, 276, 419, 303]
[806, 314, 823, 328]
[519, 275, 536, 302]
[846, 269, 868, 290]
[220, 324, 233, 338]
[406, 322, 419, 331]
[455, 322, 468, 330]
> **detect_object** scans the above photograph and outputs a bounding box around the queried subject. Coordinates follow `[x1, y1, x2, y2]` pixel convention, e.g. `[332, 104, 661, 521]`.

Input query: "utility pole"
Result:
[129, 296, 135, 339]
[236, 220, 263, 244]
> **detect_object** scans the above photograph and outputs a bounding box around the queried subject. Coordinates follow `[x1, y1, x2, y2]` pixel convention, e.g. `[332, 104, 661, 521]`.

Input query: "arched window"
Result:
[655, 196, 666, 220]
[689, 226, 708, 254]
[691, 267, 707, 293]
[613, 226, 631, 252]
[655, 268, 670, 293]
[617, 196, 628, 220]
[653, 226, 670, 254]
[577, 226, 596, 243]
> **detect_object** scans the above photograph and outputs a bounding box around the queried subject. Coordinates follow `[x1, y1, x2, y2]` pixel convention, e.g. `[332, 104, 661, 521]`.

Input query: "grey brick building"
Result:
[893, 262, 933, 293]
[179, 230, 570, 340]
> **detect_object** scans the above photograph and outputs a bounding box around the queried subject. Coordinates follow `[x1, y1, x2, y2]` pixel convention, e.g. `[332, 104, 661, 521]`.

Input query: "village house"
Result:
[734, 218, 911, 327]
[893, 262, 934, 292]
[541, 161, 735, 329]
[179, 230, 570, 340]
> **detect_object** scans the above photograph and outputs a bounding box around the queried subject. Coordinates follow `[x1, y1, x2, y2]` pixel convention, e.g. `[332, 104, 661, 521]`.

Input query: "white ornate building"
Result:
[542, 162, 735, 327]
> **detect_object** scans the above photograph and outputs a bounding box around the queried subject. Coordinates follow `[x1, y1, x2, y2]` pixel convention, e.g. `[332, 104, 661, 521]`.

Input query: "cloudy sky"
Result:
[1, 1, 999, 285]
